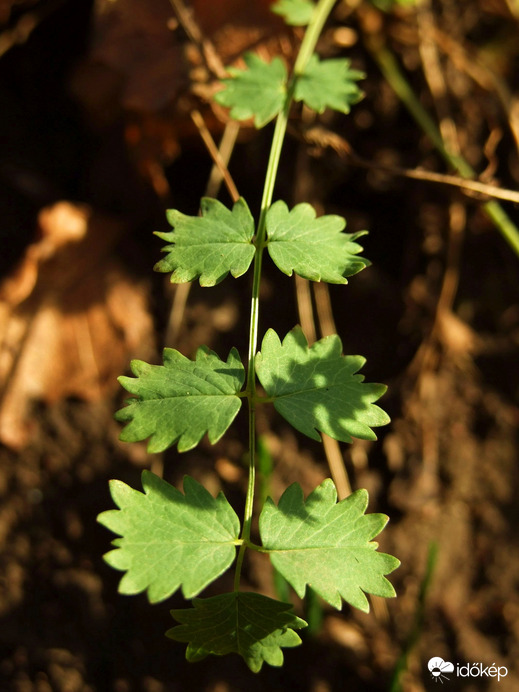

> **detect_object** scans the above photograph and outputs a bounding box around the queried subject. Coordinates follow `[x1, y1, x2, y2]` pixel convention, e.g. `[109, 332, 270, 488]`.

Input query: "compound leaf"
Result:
[255, 327, 390, 443]
[167, 592, 307, 672]
[271, 0, 315, 25]
[266, 200, 370, 283]
[154, 197, 255, 286]
[116, 346, 245, 453]
[260, 480, 400, 611]
[214, 53, 287, 128]
[294, 54, 364, 114]
[97, 472, 240, 602]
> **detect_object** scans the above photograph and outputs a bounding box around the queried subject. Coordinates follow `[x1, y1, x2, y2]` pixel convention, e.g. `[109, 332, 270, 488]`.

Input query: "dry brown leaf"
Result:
[436, 308, 481, 357]
[90, 0, 188, 112]
[87, 0, 283, 113]
[190, 0, 284, 62]
[73, 0, 291, 185]
[0, 202, 154, 449]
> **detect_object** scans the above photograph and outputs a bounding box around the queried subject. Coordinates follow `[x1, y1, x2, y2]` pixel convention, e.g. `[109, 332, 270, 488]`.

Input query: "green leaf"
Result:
[260, 480, 400, 611]
[97, 472, 240, 602]
[167, 592, 307, 672]
[271, 0, 315, 25]
[154, 197, 255, 286]
[116, 346, 245, 453]
[266, 200, 370, 283]
[214, 53, 287, 128]
[294, 54, 365, 114]
[255, 327, 390, 443]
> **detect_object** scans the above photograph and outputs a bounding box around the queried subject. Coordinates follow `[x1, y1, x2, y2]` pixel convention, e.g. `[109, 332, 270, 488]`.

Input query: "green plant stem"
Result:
[389, 541, 438, 692]
[234, 0, 339, 592]
[369, 40, 519, 258]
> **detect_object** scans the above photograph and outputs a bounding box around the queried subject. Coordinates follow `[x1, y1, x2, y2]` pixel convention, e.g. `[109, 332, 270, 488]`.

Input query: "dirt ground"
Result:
[1, 1, 519, 690]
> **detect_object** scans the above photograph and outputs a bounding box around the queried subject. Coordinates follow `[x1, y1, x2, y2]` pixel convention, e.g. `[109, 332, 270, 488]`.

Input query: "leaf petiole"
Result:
[252, 395, 275, 405]
[244, 539, 269, 553]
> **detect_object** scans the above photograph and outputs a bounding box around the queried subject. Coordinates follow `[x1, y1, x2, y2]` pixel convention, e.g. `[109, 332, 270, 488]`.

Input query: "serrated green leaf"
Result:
[214, 53, 287, 128]
[294, 54, 365, 114]
[167, 592, 307, 672]
[154, 197, 255, 286]
[260, 480, 400, 611]
[266, 200, 370, 283]
[97, 472, 240, 602]
[271, 0, 315, 25]
[255, 327, 390, 443]
[116, 346, 245, 453]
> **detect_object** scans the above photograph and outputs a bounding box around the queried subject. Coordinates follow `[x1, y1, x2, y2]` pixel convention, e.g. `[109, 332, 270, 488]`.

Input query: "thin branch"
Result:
[431, 25, 519, 155]
[0, 0, 67, 58]
[302, 125, 519, 204]
[165, 118, 240, 348]
[313, 281, 337, 339]
[293, 121, 351, 500]
[168, 0, 227, 80]
[359, 15, 519, 256]
[190, 110, 240, 202]
[295, 275, 316, 345]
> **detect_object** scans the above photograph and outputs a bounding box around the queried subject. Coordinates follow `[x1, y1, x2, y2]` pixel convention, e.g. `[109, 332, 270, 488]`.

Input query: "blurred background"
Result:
[1, 0, 518, 690]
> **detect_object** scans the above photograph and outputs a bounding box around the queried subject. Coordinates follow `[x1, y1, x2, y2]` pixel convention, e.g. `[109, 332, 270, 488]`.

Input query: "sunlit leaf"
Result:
[214, 53, 287, 128]
[295, 54, 364, 114]
[260, 480, 400, 611]
[266, 200, 370, 283]
[256, 327, 390, 443]
[116, 346, 245, 453]
[271, 0, 315, 25]
[98, 472, 240, 602]
[154, 197, 255, 287]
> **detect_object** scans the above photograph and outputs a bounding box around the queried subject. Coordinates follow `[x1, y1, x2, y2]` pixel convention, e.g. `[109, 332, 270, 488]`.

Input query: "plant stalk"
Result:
[234, 0, 339, 592]
[368, 40, 519, 258]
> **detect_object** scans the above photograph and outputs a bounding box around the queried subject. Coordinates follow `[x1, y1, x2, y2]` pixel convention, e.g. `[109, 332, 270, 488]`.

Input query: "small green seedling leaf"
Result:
[255, 327, 390, 443]
[116, 346, 245, 453]
[266, 200, 370, 283]
[154, 197, 255, 286]
[294, 54, 365, 114]
[214, 53, 287, 128]
[97, 472, 241, 602]
[167, 592, 307, 672]
[271, 0, 315, 25]
[260, 480, 400, 611]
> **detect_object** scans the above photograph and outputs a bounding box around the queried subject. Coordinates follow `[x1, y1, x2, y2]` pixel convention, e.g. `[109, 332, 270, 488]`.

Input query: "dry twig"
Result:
[168, 0, 227, 80]
[302, 125, 519, 204]
[292, 135, 352, 500]
[165, 116, 240, 349]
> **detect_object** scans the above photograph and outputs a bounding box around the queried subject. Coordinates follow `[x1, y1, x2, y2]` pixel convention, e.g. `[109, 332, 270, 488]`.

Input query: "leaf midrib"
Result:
[264, 544, 365, 552]
[265, 378, 360, 401]
[169, 239, 254, 247]
[137, 391, 241, 400]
